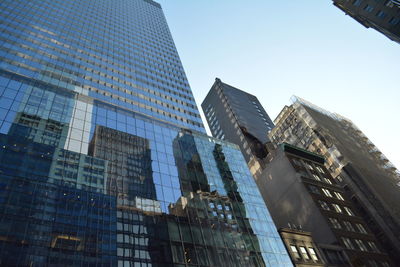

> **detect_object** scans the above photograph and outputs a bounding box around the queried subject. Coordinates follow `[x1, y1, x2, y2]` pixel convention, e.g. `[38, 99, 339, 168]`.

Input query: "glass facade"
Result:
[0, 0, 291, 266]
[0, 0, 204, 132]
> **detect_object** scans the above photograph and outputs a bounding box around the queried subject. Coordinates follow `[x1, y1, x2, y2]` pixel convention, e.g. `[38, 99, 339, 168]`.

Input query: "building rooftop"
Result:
[280, 142, 325, 164]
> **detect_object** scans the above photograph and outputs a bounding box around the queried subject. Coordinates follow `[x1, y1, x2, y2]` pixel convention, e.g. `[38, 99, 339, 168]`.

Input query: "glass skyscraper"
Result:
[0, 0, 291, 266]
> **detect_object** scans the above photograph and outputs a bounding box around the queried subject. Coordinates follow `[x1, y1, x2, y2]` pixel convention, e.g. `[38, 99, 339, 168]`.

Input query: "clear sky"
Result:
[157, 0, 400, 168]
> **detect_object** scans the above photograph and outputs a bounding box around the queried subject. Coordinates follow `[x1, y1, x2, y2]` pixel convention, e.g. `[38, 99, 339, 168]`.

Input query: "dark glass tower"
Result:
[201, 78, 275, 165]
[0, 0, 291, 266]
[333, 0, 400, 44]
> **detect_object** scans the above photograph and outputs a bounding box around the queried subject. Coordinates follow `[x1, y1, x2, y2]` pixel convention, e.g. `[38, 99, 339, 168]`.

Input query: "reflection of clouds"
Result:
[4, 84, 74, 148]
[134, 196, 162, 214]
[150, 134, 181, 213]
[65, 96, 93, 154]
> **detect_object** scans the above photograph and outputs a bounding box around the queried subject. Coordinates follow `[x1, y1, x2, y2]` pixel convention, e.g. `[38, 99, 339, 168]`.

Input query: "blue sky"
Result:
[158, 0, 400, 168]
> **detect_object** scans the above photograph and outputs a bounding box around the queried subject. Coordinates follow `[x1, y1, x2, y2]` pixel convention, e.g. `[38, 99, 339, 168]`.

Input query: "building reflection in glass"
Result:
[0, 0, 292, 264]
[88, 125, 173, 265]
[0, 76, 117, 266]
[168, 131, 291, 266]
[0, 73, 291, 266]
[0, 131, 116, 266]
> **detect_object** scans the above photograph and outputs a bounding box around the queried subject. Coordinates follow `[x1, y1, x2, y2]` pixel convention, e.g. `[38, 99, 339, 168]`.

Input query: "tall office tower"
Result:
[201, 78, 275, 165]
[0, 0, 292, 266]
[255, 143, 392, 266]
[332, 0, 400, 44]
[270, 97, 400, 264]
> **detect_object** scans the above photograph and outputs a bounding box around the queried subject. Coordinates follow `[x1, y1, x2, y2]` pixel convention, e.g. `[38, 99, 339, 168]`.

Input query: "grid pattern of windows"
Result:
[0, 77, 292, 265]
[0, 0, 292, 266]
[271, 100, 395, 267]
[285, 154, 389, 262]
[329, 218, 342, 229]
[0, 0, 204, 132]
[333, 0, 400, 44]
[201, 79, 275, 165]
[287, 243, 320, 264]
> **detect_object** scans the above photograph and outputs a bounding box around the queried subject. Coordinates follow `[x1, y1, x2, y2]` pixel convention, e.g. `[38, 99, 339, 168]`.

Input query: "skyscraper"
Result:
[332, 0, 400, 44]
[254, 143, 392, 266]
[270, 96, 400, 264]
[201, 80, 394, 265]
[0, 0, 291, 266]
[201, 78, 275, 165]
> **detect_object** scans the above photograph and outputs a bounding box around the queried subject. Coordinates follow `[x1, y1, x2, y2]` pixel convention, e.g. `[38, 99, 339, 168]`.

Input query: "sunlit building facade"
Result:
[278, 228, 325, 267]
[255, 143, 392, 266]
[270, 97, 400, 265]
[0, 0, 291, 266]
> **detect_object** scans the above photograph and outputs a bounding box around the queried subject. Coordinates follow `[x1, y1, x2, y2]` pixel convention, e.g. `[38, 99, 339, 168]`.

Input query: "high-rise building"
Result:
[332, 0, 400, 44]
[0, 0, 292, 266]
[201, 78, 275, 164]
[202, 80, 331, 266]
[270, 97, 400, 264]
[254, 143, 392, 266]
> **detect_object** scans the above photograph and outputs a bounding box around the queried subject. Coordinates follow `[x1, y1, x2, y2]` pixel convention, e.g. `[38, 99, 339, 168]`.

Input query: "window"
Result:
[376, 10, 386, 19]
[312, 174, 321, 181]
[344, 207, 354, 216]
[324, 178, 332, 185]
[386, 0, 394, 6]
[299, 246, 310, 260]
[342, 237, 355, 250]
[355, 223, 367, 234]
[329, 218, 342, 229]
[367, 241, 379, 252]
[308, 185, 320, 195]
[319, 200, 330, 211]
[354, 239, 367, 251]
[322, 188, 333, 198]
[353, 0, 362, 6]
[306, 163, 314, 171]
[322, 248, 347, 264]
[364, 4, 374, 12]
[308, 247, 318, 261]
[332, 204, 342, 213]
[316, 166, 324, 173]
[290, 245, 301, 260]
[389, 17, 400, 25]
[334, 192, 344, 201]
[291, 158, 301, 166]
[343, 221, 355, 232]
